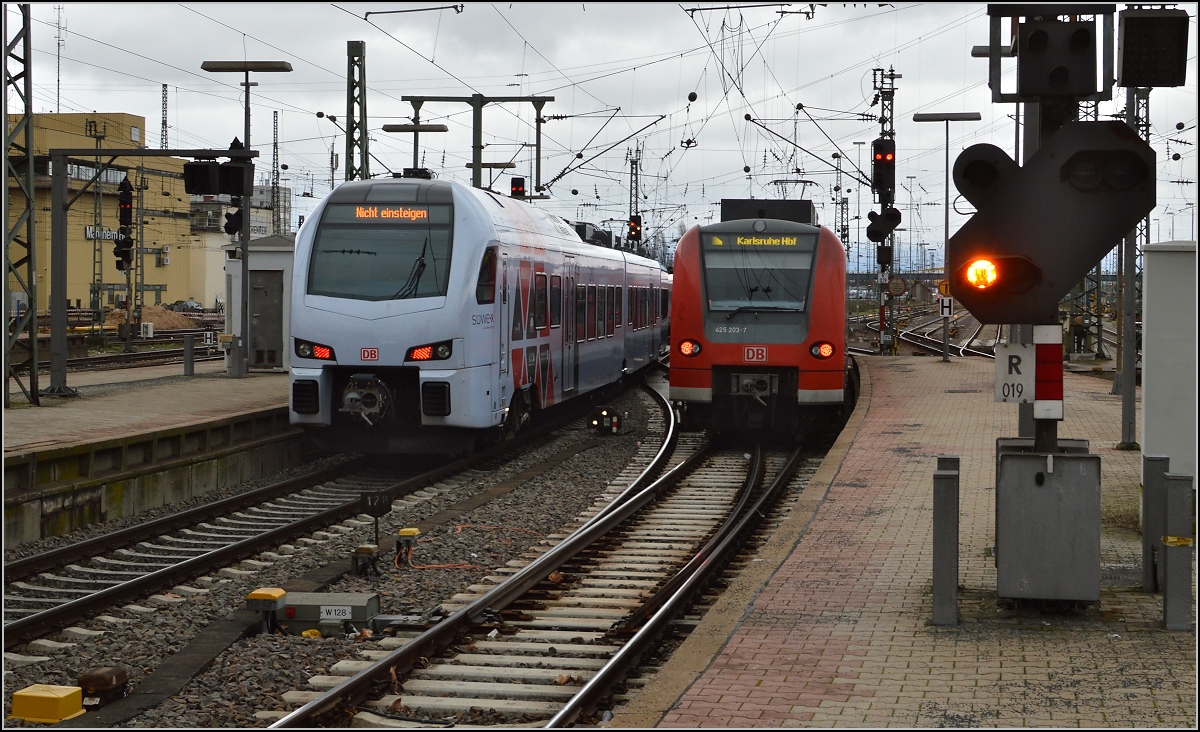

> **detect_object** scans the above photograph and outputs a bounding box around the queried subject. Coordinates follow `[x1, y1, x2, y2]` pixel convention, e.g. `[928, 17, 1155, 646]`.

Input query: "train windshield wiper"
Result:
[724, 304, 803, 320]
[392, 238, 429, 299]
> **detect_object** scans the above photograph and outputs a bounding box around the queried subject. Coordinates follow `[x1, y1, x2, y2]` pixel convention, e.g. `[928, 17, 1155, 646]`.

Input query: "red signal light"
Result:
[810, 341, 836, 359]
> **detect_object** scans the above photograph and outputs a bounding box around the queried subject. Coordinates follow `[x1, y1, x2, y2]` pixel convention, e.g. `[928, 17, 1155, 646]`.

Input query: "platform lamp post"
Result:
[913, 111, 981, 363]
[853, 141, 866, 312]
[201, 61, 292, 378]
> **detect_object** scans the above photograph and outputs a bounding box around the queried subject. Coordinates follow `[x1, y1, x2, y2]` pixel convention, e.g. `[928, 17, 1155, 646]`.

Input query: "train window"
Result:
[660, 287, 670, 319]
[475, 247, 497, 304]
[575, 285, 587, 343]
[701, 241, 816, 312]
[586, 285, 597, 340]
[615, 286, 623, 328]
[534, 273, 548, 331]
[605, 286, 615, 337]
[597, 286, 607, 338]
[309, 203, 453, 301]
[653, 286, 659, 323]
[550, 276, 562, 327]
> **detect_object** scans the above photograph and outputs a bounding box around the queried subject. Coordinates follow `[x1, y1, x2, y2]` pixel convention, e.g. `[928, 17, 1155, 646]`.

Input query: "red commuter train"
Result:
[668, 217, 849, 436]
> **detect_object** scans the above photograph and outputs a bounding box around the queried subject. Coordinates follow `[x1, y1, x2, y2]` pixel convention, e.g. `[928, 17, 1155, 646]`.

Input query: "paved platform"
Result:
[614, 354, 1195, 728]
[4, 364, 288, 457]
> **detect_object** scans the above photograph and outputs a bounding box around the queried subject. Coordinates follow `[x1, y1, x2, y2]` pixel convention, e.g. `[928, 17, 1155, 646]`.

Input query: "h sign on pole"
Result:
[939, 296, 954, 318]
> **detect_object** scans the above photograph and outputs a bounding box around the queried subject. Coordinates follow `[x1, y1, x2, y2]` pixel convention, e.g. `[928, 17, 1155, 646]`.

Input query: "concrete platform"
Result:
[4, 362, 286, 456]
[4, 364, 301, 546]
[612, 354, 1195, 728]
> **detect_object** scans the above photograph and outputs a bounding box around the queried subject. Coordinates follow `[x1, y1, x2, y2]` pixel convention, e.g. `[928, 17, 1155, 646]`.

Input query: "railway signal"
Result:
[113, 228, 133, 272]
[224, 197, 243, 236]
[117, 176, 133, 227]
[947, 121, 1155, 324]
[628, 214, 642, 242]
[115, 176, 135, 272]
[1017, 19, 1096, 97]
[865, 207, 902, 243]
[183, 161, 220, 194]
[510, 176, 526, 199]
[872, 137, 896, 205]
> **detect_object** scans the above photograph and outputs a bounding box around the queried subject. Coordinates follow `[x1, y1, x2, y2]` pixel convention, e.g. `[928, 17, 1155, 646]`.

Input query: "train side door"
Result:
[499, 255, 510, 401]
[563, 257, 576, 392]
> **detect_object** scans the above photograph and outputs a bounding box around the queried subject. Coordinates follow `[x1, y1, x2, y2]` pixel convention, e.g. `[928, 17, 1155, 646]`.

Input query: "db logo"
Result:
[361, 348, 379, 361]
[744, 346, 767, 362]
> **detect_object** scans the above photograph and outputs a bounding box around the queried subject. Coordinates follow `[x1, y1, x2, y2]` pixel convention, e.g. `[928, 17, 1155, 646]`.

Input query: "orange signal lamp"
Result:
[965, 258, 998, 289]
[809, 341, 836, 359]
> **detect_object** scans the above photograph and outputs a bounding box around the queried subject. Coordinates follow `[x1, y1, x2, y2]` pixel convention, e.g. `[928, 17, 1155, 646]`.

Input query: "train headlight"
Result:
[295, 339, 336, 361]
[809, 341, 836, 360]
[678, 339, 702, 357]
[406, 340, 454, 362]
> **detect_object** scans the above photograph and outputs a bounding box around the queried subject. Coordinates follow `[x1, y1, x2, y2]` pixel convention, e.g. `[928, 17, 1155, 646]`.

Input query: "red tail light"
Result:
[678, 339, 702, 357]
[810, 341, 835, 360]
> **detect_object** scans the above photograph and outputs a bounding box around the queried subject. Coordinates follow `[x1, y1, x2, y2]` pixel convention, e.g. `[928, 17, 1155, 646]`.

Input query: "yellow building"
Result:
[6, 112, 248, 314]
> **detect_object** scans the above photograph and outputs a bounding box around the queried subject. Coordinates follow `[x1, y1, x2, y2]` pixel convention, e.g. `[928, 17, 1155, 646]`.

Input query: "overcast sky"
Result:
[11, 2, 1199, 270]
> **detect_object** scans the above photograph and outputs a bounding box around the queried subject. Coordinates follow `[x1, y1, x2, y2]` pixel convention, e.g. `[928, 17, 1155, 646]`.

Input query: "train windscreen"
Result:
[308, 203, 453, 301]
[700, 232, 817, 312]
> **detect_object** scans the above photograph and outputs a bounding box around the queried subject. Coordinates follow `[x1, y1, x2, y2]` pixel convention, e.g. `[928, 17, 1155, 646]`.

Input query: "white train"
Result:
[288, 176, 670, 454]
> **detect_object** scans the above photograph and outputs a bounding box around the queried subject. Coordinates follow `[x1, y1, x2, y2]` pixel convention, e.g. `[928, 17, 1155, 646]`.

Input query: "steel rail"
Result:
[4, 377, 643, 649]
[548, 442, 808, 727]
[269, 377, 682, 728]
[3, 457, 371, 582]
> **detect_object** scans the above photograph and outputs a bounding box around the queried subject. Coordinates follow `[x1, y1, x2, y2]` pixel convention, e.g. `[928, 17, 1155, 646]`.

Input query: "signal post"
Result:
[949, 5, 1161, 605]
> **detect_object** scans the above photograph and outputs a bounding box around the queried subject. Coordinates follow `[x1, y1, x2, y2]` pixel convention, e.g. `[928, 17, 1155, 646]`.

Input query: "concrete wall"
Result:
[4, 408, 305, 546]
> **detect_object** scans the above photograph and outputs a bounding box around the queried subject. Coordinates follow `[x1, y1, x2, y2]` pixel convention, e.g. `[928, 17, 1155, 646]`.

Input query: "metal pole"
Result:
[471, 95, 484, 189]
[184, 334, 195, 376]
[943, 121, 951, 362]
[46, 153, 75, 395]
[1118, 88, 1143, 448]
[411, 100, 423, 170]
[237, 70, 252, 379]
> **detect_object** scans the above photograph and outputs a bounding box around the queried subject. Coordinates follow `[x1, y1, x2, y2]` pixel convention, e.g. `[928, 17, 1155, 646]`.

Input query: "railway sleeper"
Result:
[36, 573, 122, 587]
[372, 694, 560, 719]
[116, 548, 202, 561]
[10, 582, 93, 596]
[411, 663, 597, 685]
[466, 639, 617, 658]
[443, 653, 607, 671]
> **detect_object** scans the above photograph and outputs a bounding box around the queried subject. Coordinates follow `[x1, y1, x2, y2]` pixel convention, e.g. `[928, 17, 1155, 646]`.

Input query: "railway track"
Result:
[2, 459, 431, 649]
[3, 370, 656, 651]
[268, 386, 821, 727]
[16, 328, 226, 374]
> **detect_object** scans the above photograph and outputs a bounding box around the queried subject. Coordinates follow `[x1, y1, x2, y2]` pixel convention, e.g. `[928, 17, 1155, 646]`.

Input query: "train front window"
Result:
[309, 203, 453, 301]
[700, 235, 816, 312]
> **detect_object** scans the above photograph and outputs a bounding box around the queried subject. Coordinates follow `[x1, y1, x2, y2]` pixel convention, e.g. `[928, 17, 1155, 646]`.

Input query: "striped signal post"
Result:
[1032, 325, 1064, 421]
